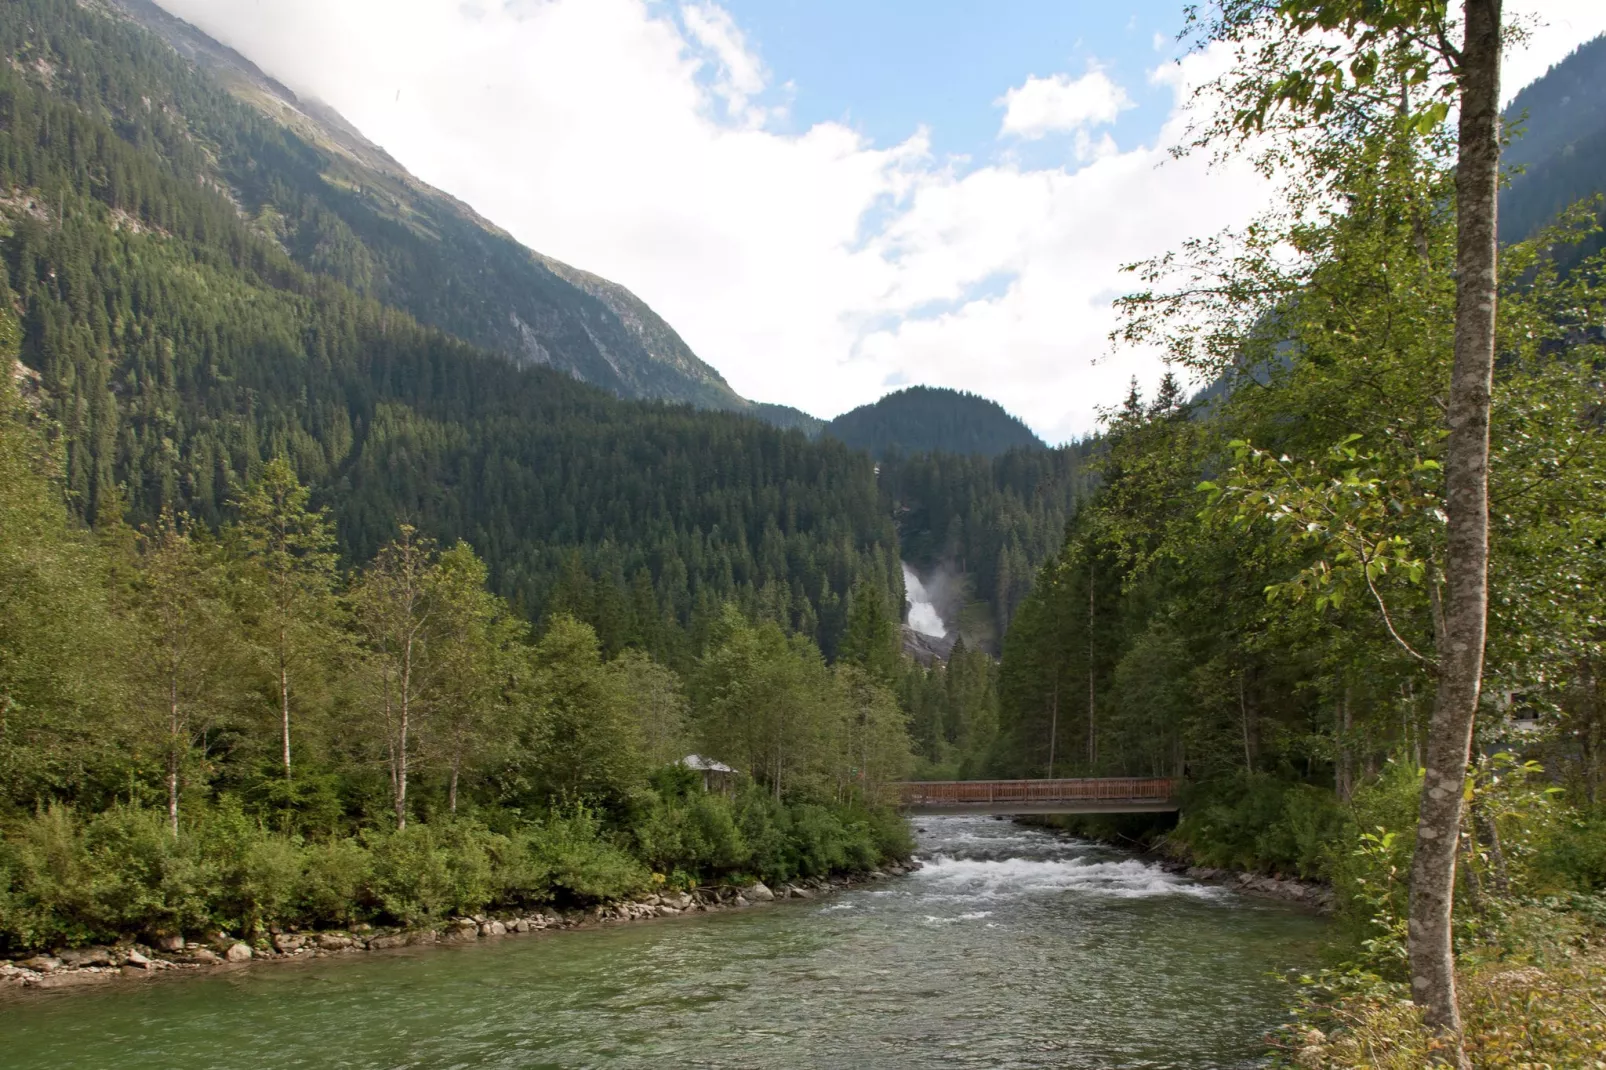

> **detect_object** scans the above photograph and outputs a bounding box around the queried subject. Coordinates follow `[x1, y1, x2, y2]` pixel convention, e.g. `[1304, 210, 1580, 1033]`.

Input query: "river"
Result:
[0, 817, 1324, 1069]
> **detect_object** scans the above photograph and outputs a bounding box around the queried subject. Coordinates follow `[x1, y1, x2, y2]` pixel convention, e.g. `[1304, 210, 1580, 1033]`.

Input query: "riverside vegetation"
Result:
[976, 10, 1606, 1066]
[5, 0, 1606, 1061]
[0, 353, 917, 959]
[0, 0, 1046, 968]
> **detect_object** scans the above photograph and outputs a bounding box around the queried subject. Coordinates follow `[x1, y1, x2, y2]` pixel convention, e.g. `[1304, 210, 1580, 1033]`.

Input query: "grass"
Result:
[1278, 909, 1606, 1068]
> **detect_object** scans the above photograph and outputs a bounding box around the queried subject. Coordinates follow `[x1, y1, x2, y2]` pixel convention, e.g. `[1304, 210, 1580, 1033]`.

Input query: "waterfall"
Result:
[902, 562, 947, 638]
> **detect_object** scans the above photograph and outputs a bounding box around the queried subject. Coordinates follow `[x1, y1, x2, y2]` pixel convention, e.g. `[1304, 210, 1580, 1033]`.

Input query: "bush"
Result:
[525, 807, 649, 903]
[363, 824, 456, 925]
[0, 792, 908, 949]
[632, 792, 750, 877]
[1535, 809, 1606, 892]
[81, 805, 214, 941]
[297, 838, 373, 927]
[1171, 773, 1348, 878]
[363, 821, 505, 925]
[195, 797, 301, 933]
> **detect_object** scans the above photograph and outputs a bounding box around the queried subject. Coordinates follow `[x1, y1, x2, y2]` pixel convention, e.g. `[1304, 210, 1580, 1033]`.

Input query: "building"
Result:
[679, 754, 736, 794]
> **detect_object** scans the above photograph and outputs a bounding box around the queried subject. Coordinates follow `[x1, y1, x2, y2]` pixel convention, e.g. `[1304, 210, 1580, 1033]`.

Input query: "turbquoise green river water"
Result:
[0, 818, 1325, 1069]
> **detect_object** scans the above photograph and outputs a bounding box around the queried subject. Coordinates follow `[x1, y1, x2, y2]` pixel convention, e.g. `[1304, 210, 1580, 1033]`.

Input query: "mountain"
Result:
[823, 386, 1045, 459]
[1502, 33, 1606, 269]
[0, 0, 894, 658]
[95, 0, 815, 428]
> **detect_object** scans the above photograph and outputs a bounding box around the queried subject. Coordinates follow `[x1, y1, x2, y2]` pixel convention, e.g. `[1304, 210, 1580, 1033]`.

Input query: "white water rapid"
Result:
[903, 562, 946, 637]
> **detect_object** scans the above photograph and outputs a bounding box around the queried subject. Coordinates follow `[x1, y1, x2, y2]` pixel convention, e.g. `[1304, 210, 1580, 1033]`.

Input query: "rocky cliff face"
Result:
[901, 625, 956, 666]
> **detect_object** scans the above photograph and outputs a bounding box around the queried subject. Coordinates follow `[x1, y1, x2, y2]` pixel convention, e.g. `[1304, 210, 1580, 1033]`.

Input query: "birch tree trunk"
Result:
[279, 627, 292, 780]
[1406, 0, 1502, 1049]
[449, 749, 460, 815]
[396, 634, 412, 830]
[168, 673, 181, 837]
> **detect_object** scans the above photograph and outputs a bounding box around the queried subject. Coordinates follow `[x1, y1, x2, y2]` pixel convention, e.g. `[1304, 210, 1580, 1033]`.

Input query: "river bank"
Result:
[0, 816, 1325, 1069]
[0, 860, 923, 993]
[1154, 860, 1336, 913]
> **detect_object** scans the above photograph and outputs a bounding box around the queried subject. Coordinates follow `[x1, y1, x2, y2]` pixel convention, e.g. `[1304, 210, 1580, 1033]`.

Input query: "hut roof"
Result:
[679, 754, 735, 773]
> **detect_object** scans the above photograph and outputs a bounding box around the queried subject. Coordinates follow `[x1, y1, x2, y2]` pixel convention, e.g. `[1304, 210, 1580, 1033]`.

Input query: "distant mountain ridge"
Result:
[1502, 33, 1606, 270]
[824, 386, 1045, 458]
[107, 0, 815, 427]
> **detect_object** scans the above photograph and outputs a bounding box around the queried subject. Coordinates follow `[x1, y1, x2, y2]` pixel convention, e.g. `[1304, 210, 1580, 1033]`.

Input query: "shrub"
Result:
[364, 824, 457, 925]
[81, 804, 214, 940]
[195, 797, 301, 933]
[1172, 773, 1347, 877]
[632, 793, 750, 877]
[1535, 809, 1606, 892]
[297, 838, 373, 927]
[525, 807, 649, 903]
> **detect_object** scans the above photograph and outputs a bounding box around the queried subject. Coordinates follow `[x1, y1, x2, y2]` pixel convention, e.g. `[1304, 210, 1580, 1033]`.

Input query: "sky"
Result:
[155, 1, 1606, 442]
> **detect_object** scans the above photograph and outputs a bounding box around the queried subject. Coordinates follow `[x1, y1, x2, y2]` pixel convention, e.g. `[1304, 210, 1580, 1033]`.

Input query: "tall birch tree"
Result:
[1159, 1, 1504, 1054]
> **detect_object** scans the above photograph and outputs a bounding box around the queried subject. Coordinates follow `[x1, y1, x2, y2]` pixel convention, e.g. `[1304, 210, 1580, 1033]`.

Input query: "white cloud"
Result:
[679, 3, 770, 126]
[1504, 0, 1606, 104]
[149, 0, 1603, 443]
[996, 68, 1134, 141]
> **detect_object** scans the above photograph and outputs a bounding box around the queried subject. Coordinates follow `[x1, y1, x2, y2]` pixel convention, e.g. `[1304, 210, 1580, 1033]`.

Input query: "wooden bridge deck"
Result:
[898, 777, 1179, 815]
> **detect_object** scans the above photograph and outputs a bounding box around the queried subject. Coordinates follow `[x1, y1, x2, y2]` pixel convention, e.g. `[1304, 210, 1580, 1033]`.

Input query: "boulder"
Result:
[188, 948, 222, 965]
[273, 933, 309, 953]
[125, 949, 152, 968]
[59, 947, 116, 968]
[224, 943, 253, 962]
[33, 971, 114, 989]
[367, 934, 408, 951]
[784, 885, 813, 900]
[656, 904, 681, 917]
[18, 955, 62, 973]
[152, 934, 185, 953]
[487, 920, 507, 936]
[743, 881, 776, 903]
[316, 933, 353, 951]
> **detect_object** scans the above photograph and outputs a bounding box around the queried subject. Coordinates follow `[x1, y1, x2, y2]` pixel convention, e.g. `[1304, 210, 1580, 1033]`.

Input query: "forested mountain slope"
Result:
[1502, 33, 1606, 268]
[824, 386, 1045, 459]
[881, 445, 1096, 649]
[74, 0, 812, 426]
[0, 0, 898, 659]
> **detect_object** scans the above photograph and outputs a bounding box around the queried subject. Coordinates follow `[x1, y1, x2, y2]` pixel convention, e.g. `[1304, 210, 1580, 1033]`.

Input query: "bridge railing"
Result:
[897, 777, 1178, 808]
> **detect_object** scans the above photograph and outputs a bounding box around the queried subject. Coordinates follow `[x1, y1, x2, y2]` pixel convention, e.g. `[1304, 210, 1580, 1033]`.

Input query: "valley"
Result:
[2, 1, 1605, 1066]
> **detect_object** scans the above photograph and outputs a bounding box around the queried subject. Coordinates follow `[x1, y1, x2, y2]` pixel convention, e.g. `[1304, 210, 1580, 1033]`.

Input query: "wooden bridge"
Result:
[898, 777, 1180, 816]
